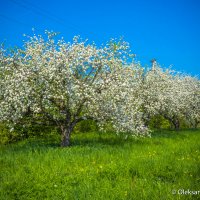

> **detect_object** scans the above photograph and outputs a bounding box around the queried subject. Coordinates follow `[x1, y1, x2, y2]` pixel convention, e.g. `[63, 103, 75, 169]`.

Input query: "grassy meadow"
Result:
[0, 129, 200, 200]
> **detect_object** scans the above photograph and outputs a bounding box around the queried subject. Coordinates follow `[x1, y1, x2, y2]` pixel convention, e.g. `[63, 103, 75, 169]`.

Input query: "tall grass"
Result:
[0, 129, 200, 200]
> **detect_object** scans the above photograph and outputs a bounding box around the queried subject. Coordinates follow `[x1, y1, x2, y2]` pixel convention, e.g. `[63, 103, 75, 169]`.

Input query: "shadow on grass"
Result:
[71, 132, 151, 147]
[1, 132, 149, 152]
[72, 129, 199, 147]
[1, 129, 199, 152]
[151, 128, 199, 139]
[0, 137, 60, 153]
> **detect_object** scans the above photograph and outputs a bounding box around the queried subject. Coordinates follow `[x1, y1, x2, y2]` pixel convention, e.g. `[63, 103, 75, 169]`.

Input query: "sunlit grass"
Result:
[0, 129, 200, 200]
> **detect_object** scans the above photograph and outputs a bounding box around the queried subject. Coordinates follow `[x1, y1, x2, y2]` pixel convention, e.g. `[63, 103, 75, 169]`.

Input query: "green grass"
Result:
[0, 129, 200, 200]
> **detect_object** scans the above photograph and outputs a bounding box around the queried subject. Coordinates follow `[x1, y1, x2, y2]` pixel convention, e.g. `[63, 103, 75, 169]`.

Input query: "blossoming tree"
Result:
[183, 76, 200, 128]
[0, 32, 149, 146]
[140, 61, 200, 130]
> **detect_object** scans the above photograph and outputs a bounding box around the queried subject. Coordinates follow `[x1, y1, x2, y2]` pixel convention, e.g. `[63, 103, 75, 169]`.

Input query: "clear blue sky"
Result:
[0, 0, 199, 76]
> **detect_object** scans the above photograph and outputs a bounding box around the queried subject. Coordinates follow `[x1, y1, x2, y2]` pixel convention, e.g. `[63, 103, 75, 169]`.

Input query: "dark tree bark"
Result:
[60, 126, 71, 147]
[59, 117, 83, 147]
[172, 118, 180, 131]
[142, 112, 150, 127]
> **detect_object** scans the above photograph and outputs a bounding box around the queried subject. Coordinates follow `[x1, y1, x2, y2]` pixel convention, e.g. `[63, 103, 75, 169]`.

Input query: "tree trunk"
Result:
[142, 113, 150, 127]
[59, 116, 84, 147]
[172, 118, 180, 131]
[60, 126, 72, 147]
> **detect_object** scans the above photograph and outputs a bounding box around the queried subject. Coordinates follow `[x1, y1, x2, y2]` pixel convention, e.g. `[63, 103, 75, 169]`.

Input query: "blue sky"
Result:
[0, 0, 199, 76]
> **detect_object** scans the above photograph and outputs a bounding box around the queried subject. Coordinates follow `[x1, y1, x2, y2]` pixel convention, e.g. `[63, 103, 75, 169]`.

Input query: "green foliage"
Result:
[149, 115, 171, 130]
[149, 115, 192, 130]
[0, 123, 21, 145]
[0, 129, 200, 199]
[179, 118, 191, 129]
[0, 122, 58, 145]
[74, 120, 98, 133]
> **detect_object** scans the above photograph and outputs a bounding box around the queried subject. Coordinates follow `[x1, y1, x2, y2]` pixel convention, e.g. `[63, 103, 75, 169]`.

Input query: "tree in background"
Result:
[140, 60, 200, 130]
[183, 76, 200, 128]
